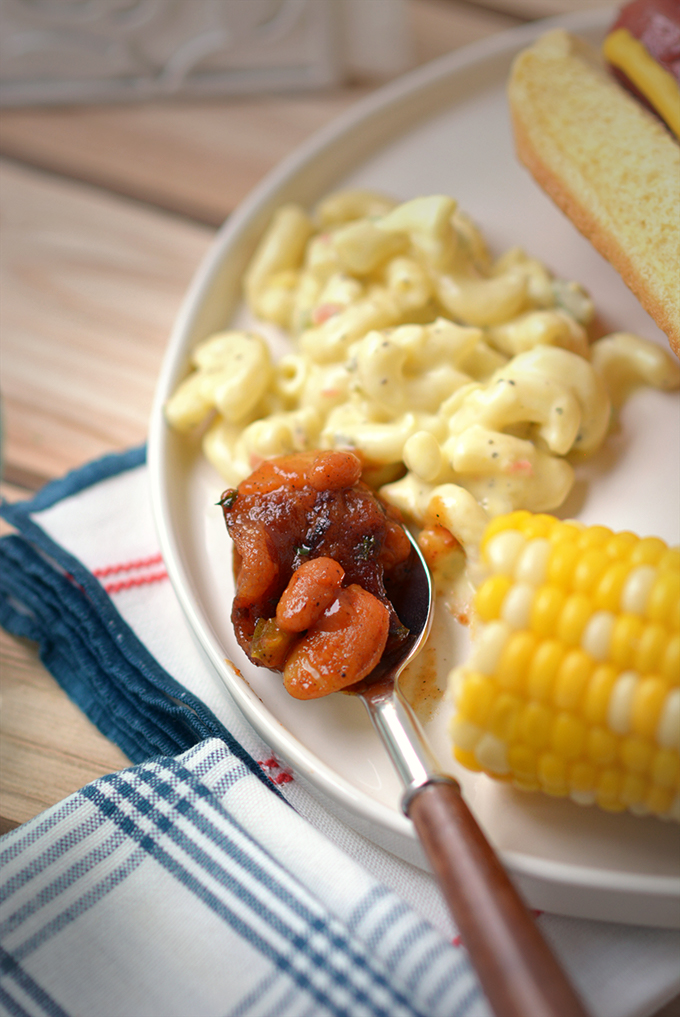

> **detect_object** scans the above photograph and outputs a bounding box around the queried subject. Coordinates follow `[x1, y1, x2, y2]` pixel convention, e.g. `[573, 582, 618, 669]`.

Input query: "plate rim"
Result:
[148, 4, 680, 927]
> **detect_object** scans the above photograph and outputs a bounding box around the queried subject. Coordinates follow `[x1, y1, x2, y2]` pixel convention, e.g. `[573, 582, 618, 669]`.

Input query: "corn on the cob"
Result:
[448, 511, 680, 821]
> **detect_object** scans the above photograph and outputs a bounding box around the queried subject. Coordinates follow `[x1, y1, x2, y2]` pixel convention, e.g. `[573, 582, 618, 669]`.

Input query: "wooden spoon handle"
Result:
[407, 781, 590, 1017]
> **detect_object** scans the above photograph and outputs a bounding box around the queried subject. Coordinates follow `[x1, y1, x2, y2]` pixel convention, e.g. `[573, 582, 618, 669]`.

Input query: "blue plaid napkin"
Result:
[1, 448, 679, 1017]
[0, 740, 478, 1017]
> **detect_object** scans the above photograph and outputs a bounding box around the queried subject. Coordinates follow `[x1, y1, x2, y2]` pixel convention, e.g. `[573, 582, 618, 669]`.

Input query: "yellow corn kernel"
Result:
[593, 561, 631, 611]
[633, 623, 668, 675]
[547, 521, 582, 546]
[577, 525, 613, 550]
[659, 548, 680, 573]
[630, 536, 667, 566]
[547, 542, 577, 588]
[488, 693, 521, 742]
[661, 635, 680, 685]
[631, 676, 668, 739]
[646, 784, 674, 816]
[527, 639, 565, 702]
[587, 726, 618, 766]
[656, 689, 680, 749]
[475, 575, 513, 622]
[670, 598, 680, 633]
[456, 672, 496, 726]
[530, 586, 567, 637]
[610, 614, 644, 669]
[507, 743, 538, 784]
[605, 532, 638, 560]
[619, 735, 653, 774]
[597, 769, 625, 811]
[569, 759, 596, 794]
[551, 712, 587, 759]
[651, 748, 680, 788]
[520, 513, 554, 541]
[453, 746, 483, 772]
[512, 776, 541, 792]
[646, 571, 680, 627]
[572, 548, 609, 593]
[557, 593, 592, 646]
[582, 664, 618, 726]
[538, 752, 568, 795]
[480, 510, 531, 551]
[518, 702, 553, 750]
[496, 631, 537, 693]
[553, 649, 592, 711]
[620, 772, 648, 809]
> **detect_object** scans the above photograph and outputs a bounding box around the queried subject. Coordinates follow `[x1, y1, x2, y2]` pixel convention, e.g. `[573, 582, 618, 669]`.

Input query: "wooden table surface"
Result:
[1, 3, 679, 1009]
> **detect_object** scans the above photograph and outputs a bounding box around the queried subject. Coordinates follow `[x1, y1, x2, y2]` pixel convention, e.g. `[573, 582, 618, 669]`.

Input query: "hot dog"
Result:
[508, 4, 680, 357]
[604, 0, 680, 135]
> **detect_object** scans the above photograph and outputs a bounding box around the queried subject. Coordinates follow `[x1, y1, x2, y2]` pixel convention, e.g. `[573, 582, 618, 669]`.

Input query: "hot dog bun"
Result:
[508, 28, 680, 357]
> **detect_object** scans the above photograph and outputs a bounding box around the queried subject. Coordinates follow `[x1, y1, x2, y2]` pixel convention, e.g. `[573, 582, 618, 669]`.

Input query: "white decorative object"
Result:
[0, 0, 413, 105]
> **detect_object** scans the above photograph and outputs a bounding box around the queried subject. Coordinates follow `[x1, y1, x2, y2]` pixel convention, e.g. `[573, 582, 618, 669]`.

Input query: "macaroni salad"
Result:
[166, 190, 680, 571]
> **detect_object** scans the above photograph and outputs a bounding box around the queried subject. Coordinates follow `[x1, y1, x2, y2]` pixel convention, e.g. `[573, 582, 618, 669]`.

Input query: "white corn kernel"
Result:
[607, 670, 638, 735]
[515, 538, 551, 586]
[665, 796, 680, 823]
[474, 733, 509, 774]
[581, 610, 615, 661]
[656, 689, 680, 750]
[448, 666, 467, 703]
[501, 583, 535, 629]
[621, 565, 657, 616]
[449, 718, 483, 752]
[570, 790, 597, 806]
[485, 530, 527, 576]
[468, 620, 511, 675]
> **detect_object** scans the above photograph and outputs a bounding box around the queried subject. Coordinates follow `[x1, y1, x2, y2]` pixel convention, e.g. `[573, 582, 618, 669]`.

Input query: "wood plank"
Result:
[0, 482, 130, 827]
[0, 162, 213, 830]
[405, 0, 520, 62]
[0, 94, 368, 227]
[0, 159, 214, 483]
[0, 1, 519, 226]
[466, 0, 608, 19]
[0, 624, 129, 829]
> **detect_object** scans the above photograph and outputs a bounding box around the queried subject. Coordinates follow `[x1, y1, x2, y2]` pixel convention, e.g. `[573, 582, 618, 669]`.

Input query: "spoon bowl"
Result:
[347, 524, 433, 699]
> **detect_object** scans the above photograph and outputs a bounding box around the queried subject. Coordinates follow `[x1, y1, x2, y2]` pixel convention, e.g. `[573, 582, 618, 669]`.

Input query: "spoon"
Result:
[348, 528, 590, 1017]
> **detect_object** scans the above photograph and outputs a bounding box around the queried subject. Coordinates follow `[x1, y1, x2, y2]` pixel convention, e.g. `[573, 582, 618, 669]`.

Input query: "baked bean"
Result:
[283, 585, 390, 699]
[276, 557, 345, 632]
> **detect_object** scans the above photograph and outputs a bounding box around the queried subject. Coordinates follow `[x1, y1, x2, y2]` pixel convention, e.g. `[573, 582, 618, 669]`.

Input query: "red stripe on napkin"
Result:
[93, 554, 169, 595]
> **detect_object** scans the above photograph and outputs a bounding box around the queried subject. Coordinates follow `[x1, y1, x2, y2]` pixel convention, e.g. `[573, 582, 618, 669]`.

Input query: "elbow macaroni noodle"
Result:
[165, 190, 680, 564]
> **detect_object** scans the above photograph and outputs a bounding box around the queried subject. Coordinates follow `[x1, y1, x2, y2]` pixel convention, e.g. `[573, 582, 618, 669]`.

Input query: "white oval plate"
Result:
[148, 7, 680, 928]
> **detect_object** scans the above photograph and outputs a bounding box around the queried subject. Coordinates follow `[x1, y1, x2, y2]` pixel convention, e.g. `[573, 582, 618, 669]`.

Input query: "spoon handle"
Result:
[361, 689, 589, 1017]
[407, 781, 590, 1017]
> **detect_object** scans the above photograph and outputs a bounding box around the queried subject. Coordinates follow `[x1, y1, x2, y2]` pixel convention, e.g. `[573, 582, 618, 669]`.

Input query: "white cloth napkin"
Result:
[1, 446, 679, 1017]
